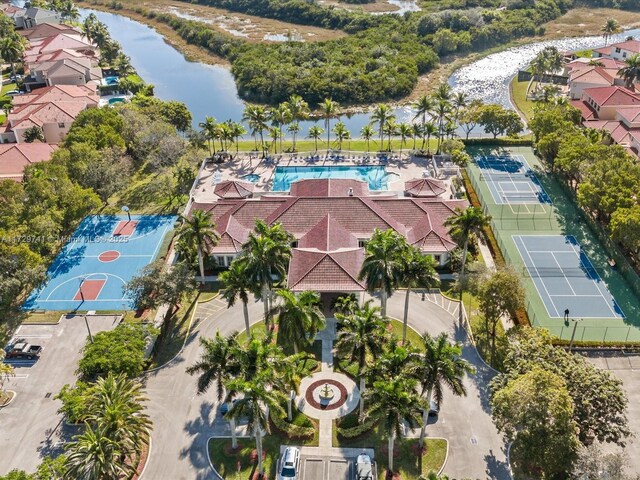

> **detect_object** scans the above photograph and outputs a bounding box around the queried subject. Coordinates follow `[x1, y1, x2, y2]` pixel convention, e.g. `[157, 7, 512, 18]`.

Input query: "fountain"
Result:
[318, 383, 335, 404]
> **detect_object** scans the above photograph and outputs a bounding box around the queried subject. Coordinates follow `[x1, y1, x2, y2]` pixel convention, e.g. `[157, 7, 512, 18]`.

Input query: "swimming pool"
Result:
[103, 76, 119, 86]
[108, 97, 125, 105]
[242, 173, 260, 183]
[272, 165, 389, 191]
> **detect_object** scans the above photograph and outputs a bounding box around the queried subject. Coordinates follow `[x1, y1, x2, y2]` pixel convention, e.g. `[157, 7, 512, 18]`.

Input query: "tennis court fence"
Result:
[479, 172, 530, 181]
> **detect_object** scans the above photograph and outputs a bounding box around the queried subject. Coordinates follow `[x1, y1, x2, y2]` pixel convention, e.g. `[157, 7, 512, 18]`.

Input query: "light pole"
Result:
[84, 314, 94, 343]
[568, 317, 583, 352]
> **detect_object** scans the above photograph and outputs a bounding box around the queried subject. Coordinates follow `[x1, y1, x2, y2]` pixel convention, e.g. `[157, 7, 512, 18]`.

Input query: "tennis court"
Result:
[23, 214, 177, 312]
[513, 235, 624, 319]
[476, 154, 551, 206]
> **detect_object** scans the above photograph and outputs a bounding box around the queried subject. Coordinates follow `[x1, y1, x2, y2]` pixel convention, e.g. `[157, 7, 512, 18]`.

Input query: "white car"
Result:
[356, 453, 374, 480]
[5, 90, 21, 96]
[278, 446, 300, 480]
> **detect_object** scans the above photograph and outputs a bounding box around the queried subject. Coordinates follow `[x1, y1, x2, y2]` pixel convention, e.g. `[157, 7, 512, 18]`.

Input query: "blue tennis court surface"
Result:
[24, 215, 177, 312]
[513, 235, 624, 319]
[476, 154, 551, 205]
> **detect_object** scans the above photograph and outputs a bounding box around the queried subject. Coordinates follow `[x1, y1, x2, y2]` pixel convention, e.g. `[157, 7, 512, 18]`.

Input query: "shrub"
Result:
[336, 418, 376, 438]
[270, 411, 315, 439]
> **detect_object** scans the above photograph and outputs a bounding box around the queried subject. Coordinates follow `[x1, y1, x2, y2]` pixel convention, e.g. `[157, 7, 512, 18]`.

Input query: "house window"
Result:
[623, 52, 627, 58]
[358, 240, 366, 248]
[433, 255, 441, 263]
[615, 48, 621, 53]
[58, 122, 65, 128]
[216, 256, 225, 266]
[226, 256, 234, 266]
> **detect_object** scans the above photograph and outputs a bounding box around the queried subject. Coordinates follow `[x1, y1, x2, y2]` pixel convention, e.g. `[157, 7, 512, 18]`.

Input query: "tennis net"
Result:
[522, 267, 600, 278]
[479, 172, 530, 181]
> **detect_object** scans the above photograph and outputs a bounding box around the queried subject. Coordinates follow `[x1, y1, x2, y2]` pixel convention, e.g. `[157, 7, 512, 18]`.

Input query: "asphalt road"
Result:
[140, 291, 510, 480]
[0, 315, 119, 473]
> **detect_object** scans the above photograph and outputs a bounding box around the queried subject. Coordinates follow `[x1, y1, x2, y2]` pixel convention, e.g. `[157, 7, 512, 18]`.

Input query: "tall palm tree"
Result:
[59, 0, 80, 22]
[360, 124, 375, 152]
[0, 34, 25, 79]
[219, 258, 254, 337]
[370, 104, 395, 151]
[417, 333, 474, 446]
[433, 83, 452, 102]
[320, 98, 339, 152]
[618, 54, 640, 89]
[423, 122, 438, 155]
[242, 105, 269, 156]
[365, 378, 426, 475]
[399, 248, 439, 344]
[64, 424, 134, 480]
[270, 104, 291, 154]
[332, 121, 350, 151]
[335, 300, 388, 418]
[601, 18, 621, 46]
[81, 13, 100, 44]
[268, 126, 281, 154]
[358, 228, 406, 317]
[86, 373, 151, 456]
[271, 289, 325, 353]
[287, 122, 301, 151]
[411, 123, 421, 150]
[285, 94, 309, 150]
[444, 207, 491, 277]
[529, 51, 549, 93]
[452, 92, 468, 122]
[433, 99, 451, 154]
[199, 116, 217, 156]
[398, 123, 412, 158]
[177, 209, 220, 281]
[383, 119, 398, 152]
[242, 220, 293, 328]
[224, 377, 286, 479]
[371, 340, 421, 382]
[413, 95, 433, 149]
[307, 124, 324, 152]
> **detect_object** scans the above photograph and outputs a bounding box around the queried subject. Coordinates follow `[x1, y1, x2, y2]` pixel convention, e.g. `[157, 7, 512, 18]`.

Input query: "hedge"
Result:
[336, 418, 376, 439]
[463, 137, 533, 146]
[270, 412, 315, 440]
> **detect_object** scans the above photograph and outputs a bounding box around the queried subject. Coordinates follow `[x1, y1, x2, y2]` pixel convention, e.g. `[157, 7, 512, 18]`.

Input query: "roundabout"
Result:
[297, 371, 359, 420]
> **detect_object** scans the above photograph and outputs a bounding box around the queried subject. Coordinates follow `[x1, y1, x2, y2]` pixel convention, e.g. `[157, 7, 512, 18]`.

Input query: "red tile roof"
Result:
[289, 178, 368, 197]
[288, 248, 365, 292]
[616, 106, 640, 124]
[298, 214, 359, 251]
[571, 99, 596, 120]
[20, 22, 80, 41]
[609, 39, 640, 54]
[404, 178, 447, 197]
[569, 66, 615, 85]
[0, 143, 56, 181]
[583, 86, 640, 107]
[214, 180, 254, 198]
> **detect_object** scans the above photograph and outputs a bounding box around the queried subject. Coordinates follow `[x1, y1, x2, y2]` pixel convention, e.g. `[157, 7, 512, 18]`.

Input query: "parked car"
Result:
[356, 453, 375, 480]
[219, 399, 238, 415]
[4, 90, 21, 96]
[4, 341, 42, 360]
[428, 399, 439, 417]
[278, 446, 300, 480]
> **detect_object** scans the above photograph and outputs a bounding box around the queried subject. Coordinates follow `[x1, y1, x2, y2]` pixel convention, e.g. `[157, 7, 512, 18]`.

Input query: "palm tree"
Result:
[411, 123, 421, 150]
[360, 124, 375, 152]
[529, 50, 549, 93]
[335, 300, 388, 418]
[59, 0, 80, 22]
[452, 92, 468, 122]
[321, 98, 339, 152]
[602, 18, 621, 46]
[0, 35, 25, 79]
[177, 209, 220, 281]
[224, 378, 286, 479]
[371, 340, 421, 382]
[332, 121, 350, 151]
[383, 119, 398, 152]
[242, 105, 269, 156]
[399, 248, 439, 344]
[268, 126, 281, 154]
[287, 122, 301, 151]
[285, 94, 309, 150]
[229, 122, 247, 155]
[270, 103, 291, 154]
[417, 333, 474, 447]
[358, 228, 406, 317]
[433, 99, 451, 154]
[64, 424, 134, 480]
[433, 83, 452, 102]
[199, 116, 217, 156]
[332, 294, 359, 316]
[307, 124, 324, 152]
[81, 13, 100, 44]
[365, 378, 426, 476]
[86, 373, 151, 456]
[398, 123, 412, 158]
[187, 333, 241, 447]
[272, 289, 325, 353]
[370, 104, 395, 151]
[219, 258, 254, 337]
[618, 54, 640, 89]
[423, 122, 438, 155]
[242, 220, 293, 328]
[413, 95, 433, 149]
[444, 207, 491, 277]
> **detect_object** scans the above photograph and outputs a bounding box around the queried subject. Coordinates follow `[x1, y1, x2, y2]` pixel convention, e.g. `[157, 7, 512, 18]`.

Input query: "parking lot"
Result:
[301, 456, 352, 480]
[0, 315, 119, 473]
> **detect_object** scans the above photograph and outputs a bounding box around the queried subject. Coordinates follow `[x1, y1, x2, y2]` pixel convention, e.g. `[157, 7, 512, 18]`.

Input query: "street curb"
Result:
[206, 437, 224, 480]
[137, 436, 152, 480]
[435, 437, 449, 476]
[505, 441, 514, 479]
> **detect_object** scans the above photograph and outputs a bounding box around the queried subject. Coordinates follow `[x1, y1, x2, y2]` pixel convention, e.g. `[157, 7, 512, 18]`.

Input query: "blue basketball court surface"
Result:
[476, 154, 551, 205]
[24, 215, 177, 312]
[513, 235, 624, 319]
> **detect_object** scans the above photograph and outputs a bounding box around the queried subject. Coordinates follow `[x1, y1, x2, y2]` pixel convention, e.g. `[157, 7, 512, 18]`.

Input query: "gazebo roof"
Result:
[404, 178, 447, 197]
[214, 180, 254, 199]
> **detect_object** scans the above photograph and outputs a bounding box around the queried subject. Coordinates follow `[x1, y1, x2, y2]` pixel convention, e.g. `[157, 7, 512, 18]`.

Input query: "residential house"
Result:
[19, 22, 80, 41]
[572, 86, 640, 121]
[191, 178, 465, 301]
[0, 143, 56, 181]
[568, 66, 621, 100]
[25, 57, 102, 89]
[1, 6, 61, 29]
[24, 33, 99, 61]
[593, 39, 640, 62]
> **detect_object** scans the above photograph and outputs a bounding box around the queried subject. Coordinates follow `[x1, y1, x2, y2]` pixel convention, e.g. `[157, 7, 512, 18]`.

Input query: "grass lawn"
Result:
[198, 281, 221, 303]
[333, 412, 447, 479]
[387, 316, 425, 347]
[233, 138, 438, 154]
[21, 311, 64, 325]
[1, 81, 17, 97]
[509, 77, 536, 123]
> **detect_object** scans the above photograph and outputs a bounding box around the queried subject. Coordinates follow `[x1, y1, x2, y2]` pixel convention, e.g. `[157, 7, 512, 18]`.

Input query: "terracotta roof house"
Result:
[404, 178, 447, 197]
[214, 180, 254, 199]
[191, 178, 466, 294]
[20, 22, 80, 41]
[577, 86, 640, 121]
[2, 6, 61, 29]
[593, 39, 640, 62]
[24, 57, 102, 89]
[24, 47, 99, 67]
[24, 33, 98, 59]
[568, 66, 620, 100]
[1, 85, 98, 144]
[565, 57, 624, 74]
[0, 143, 56, 181]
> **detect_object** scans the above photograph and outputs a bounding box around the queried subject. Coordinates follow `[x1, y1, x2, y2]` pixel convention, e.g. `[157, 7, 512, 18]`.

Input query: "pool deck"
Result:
[192, 151, 458, 202]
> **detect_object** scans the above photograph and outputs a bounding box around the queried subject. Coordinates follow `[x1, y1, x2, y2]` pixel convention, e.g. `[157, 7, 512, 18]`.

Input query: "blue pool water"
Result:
[273, 165, 389, 191]
[242, 174, 260, 183]
[104, 75, 119, 85]
[108, 97, 125, 105]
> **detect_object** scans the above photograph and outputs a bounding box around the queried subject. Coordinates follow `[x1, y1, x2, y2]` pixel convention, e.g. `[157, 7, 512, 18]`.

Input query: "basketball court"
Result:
[23, 215, 177, 312]
[513, 235, 624, 319]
